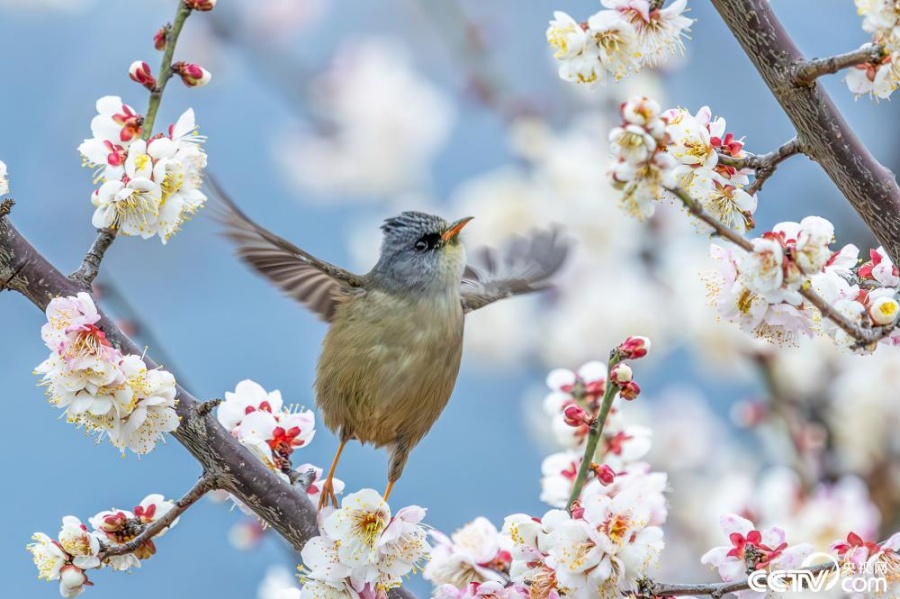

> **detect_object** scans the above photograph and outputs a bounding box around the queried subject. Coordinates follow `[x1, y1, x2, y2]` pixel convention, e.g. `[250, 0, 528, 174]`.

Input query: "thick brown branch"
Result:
[100, 473, 216, 558]
[0, 216, 419, 599]
[711, 0, 900, 265]
[70, 228, 116, 287]
[793, 43, 885, 86]
[668, 186, 889, 347]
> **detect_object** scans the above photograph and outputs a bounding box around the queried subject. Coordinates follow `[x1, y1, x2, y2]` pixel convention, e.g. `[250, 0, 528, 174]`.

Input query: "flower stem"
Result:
[566, 351, 622, 511]
[143, 1, 194, 139]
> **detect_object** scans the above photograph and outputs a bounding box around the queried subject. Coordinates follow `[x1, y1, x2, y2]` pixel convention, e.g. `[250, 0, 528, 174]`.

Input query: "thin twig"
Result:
[100, 473, 217, 558]
[143, 1, 194, 138]
[668, 185, 890, 347]
[638, 561, 837, 598]
[566, 350, 622, 511]
[0, 198, 13, 218]
[70, 3, 195, 286]
[793, 43, 885, 86]
[717, 138, 803, 196]
[70, 228, 116, 286]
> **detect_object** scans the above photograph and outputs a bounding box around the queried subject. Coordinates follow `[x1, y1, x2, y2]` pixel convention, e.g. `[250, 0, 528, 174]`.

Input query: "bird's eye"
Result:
[414, 233, 441, 253]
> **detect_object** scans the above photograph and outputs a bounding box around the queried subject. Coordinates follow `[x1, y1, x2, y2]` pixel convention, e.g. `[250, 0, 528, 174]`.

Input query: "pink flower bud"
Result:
[173, 62, 212, 88]
[185, 0, 216, 10]
[610, 363, 633, 384]
[129, 61, 157, 90]
[618, 380, 641, 401]
[60, 565, 92, 594]
[618, 335, 651, 359]
[570, 500, 584, 519]
[591, 463, 616, 485]
[97, 511, 128, 533]
[154, 27, 168, 51]
[563, 404, 591, 427]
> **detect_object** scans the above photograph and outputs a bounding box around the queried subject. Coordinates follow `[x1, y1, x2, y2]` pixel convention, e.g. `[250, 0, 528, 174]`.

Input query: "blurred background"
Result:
[1, 0, 899, 597]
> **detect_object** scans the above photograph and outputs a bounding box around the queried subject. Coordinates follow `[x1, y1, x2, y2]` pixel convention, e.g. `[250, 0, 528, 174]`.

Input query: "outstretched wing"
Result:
[207, 178, 365, 322]
[460, 228, 570, 313]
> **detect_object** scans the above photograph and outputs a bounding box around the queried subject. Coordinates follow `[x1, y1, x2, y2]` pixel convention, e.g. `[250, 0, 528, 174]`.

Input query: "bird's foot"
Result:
[317, 477, 339, 511]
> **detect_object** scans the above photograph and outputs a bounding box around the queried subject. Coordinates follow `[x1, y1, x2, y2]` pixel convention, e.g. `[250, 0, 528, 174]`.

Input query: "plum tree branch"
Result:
[717, 137, 803, 195]
[667, 185, 891, 348]
[100, 472, 217, 558]
[711, 0, 900, 266]
[793, 43, 885, 86]
[0, 212, 417, 599]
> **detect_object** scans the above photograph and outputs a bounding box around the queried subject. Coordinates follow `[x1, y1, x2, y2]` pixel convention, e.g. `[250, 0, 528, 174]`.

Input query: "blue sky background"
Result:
[0, 1, 897, 597]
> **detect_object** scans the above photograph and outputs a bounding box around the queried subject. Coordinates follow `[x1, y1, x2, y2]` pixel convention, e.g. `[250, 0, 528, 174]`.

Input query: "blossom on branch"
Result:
[299, 489, 429, 597]
[34, 293, 179, 454]
[78, 97, 208, 243]
[424, 517, 510, 588]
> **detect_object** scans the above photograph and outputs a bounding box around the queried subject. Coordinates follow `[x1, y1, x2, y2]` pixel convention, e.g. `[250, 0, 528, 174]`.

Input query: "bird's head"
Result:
[371, 211, 473, 294]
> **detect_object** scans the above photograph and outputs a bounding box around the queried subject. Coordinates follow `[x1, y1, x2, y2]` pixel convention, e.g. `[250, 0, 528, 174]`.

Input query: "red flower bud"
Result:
[591, 463, 616, 485]
[172, 62, 212, 88]
[563, 404, 592, 427]
[618, 380, 641, 400]
[153, 26, 168, 51]
[618, 335, 651, 359]
[129, 61, 157, 90]
[185, 0, 216, 10]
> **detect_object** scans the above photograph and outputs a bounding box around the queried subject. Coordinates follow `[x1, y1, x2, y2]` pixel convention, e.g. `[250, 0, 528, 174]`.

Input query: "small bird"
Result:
[213, 186, 569, 509]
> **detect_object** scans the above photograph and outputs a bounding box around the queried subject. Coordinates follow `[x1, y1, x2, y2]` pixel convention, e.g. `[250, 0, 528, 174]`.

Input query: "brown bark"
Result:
[711, 0, 900, 264]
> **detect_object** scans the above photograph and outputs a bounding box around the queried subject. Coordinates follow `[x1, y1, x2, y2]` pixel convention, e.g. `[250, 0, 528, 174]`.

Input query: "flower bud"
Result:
[153, 27, 168, 51]
[59, 565, 91, 595]
[618, 380, 641, 401]
[569, 500, 584, 520]
[591, 463, 616, 485]
[173, 62, 212, 88]
[96, 511, 128, 533]
[618, 336, 651, 359]
[610, 363, 633, 384]
[563, 404, 592, 427]
[128, 61, 156, 90]
[870, 295, 900, 326]
[185, 0, 216, 10]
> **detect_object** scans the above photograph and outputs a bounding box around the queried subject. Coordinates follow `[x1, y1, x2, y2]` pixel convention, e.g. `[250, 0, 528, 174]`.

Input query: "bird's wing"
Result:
[460, 227, 570, 313]
[207, 178, 365, 322]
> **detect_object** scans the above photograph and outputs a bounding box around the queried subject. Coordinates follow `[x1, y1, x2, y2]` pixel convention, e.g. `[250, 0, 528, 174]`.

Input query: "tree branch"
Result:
[638, 561, 836, 598]
[711, 0, 900, 266]
[100, 472, 217, 558]
[667, 185, 891, 347]
[0, 215, 419, 598]
[717, 137, 803, 195]
[70, 228, 116, 286]
[793, 43, 885, 86]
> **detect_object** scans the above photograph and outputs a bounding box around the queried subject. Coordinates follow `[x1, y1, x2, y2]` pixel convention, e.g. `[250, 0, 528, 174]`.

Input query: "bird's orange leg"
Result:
[383, 480, 395, 502]
[318, 439, 346, 511]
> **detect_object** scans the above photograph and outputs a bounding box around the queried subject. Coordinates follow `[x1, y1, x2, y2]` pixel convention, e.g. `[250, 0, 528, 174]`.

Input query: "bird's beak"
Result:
[442, 217, 474, 242]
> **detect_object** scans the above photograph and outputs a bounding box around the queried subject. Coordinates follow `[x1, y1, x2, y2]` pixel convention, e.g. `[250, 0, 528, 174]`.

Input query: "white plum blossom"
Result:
[603, 0, 693, 66]
[300, 489, 430, 596]
[424, 518, 509, 587]
[79, 98, 207, 243]
[58, 565, 90, 598]
[57, 517, 101, 570]
[28, 533, 69, 583]
[35, 293, 179, 454]
[548, 1, 692, 85]
[701, 514, 813, 596]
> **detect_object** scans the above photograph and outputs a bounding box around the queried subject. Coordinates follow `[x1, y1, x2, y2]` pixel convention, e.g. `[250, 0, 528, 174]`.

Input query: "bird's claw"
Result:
[317, 478, 339, 511]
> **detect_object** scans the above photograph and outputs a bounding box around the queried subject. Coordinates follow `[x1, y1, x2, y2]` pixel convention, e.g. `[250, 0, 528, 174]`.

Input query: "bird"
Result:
[211, 184, 569, 510]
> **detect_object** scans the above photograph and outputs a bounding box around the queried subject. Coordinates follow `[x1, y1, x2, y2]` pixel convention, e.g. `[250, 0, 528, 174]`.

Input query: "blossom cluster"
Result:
[426, 338, 665, 598]
[299, 489, 430, 597]
[609, 97, 756, 229]
[707, 217, 900, 351]
[27, 494, 177, 597]
[78, 95, 207, 243]
[547, 0, 692, 85]
[701, 514, 900, 598]
[851, 0, 900, 98]
[217, 379, 319, 488]
[34, 293, 179, 454]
